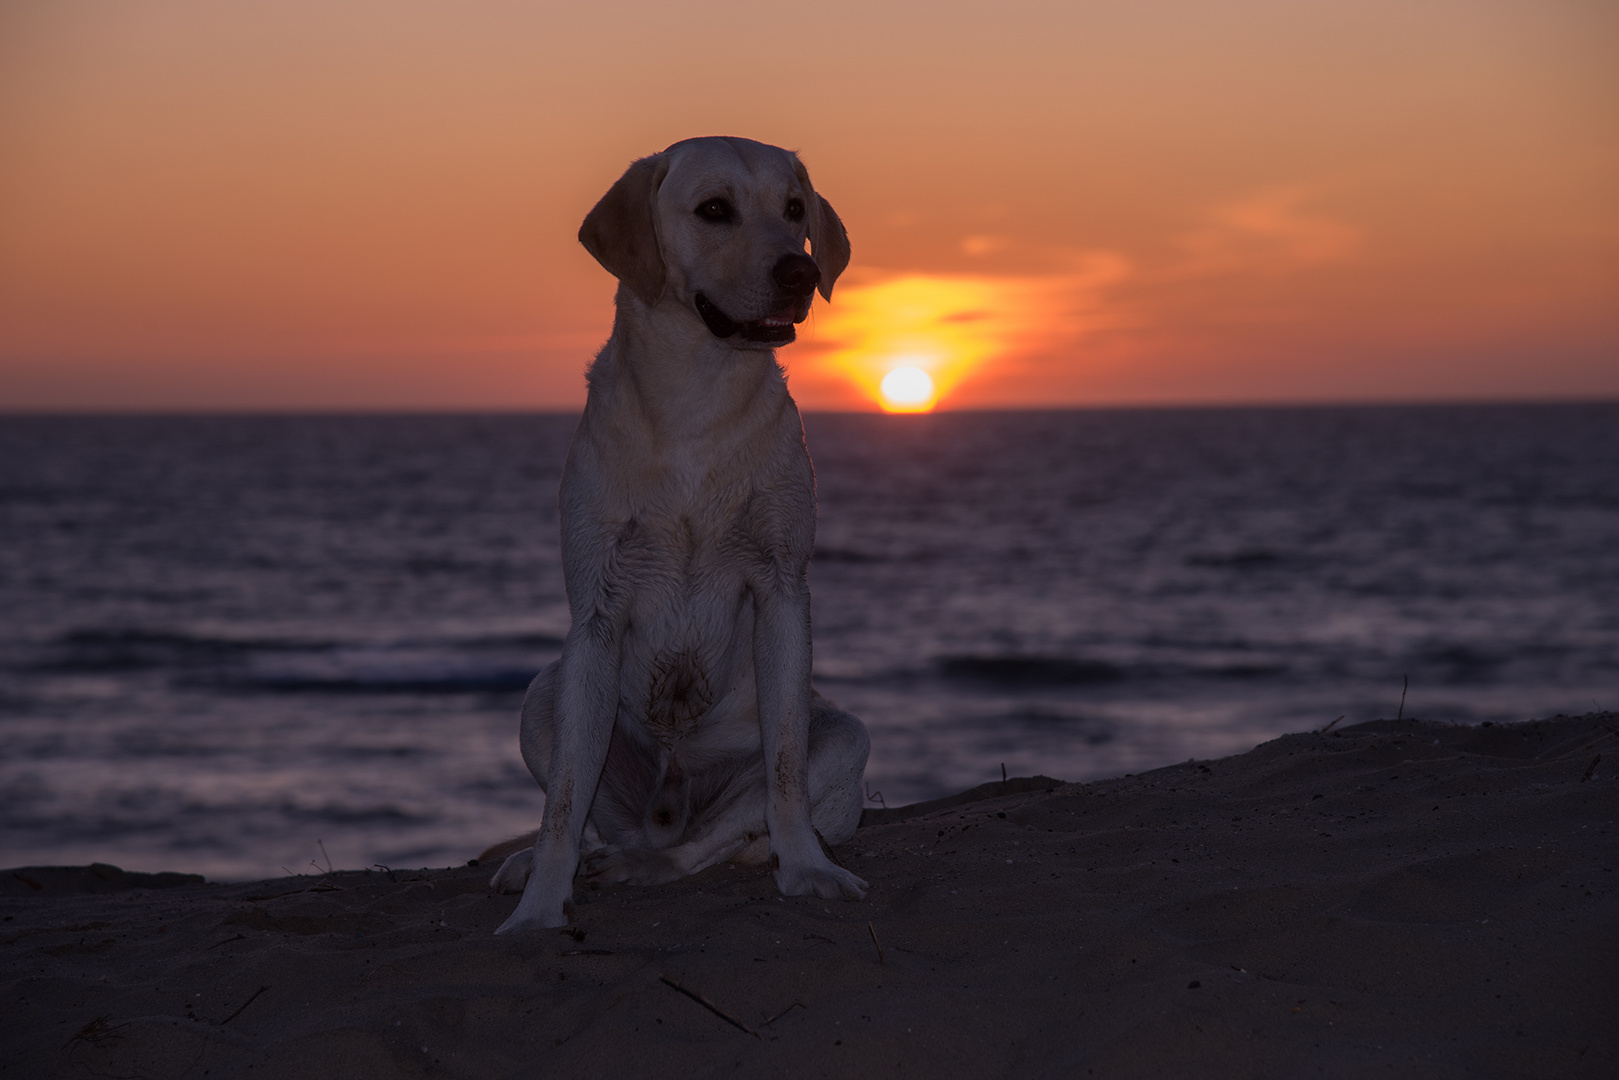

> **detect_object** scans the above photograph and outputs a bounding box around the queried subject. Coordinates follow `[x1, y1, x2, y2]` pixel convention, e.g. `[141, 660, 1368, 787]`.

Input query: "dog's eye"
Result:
[785, 198, 805, 222]
[695, 198, 734, 223]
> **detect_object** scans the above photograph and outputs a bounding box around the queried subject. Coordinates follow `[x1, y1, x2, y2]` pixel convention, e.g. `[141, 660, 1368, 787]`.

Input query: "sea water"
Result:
[2, 405, 1615, 879]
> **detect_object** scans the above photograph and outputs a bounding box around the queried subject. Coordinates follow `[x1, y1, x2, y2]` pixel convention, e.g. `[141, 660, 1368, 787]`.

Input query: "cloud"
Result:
[1167, 186, 1361, 278]
[792, 185, 1363, 408]
[960, 234, 1012, 256]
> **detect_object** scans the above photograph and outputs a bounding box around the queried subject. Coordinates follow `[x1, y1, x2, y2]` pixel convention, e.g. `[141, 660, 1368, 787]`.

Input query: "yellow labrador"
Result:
[489, 137, 867, 933]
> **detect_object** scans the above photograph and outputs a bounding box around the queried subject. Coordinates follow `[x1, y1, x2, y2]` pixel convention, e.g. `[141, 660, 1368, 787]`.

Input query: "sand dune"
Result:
[4, 714, 1614, 1078]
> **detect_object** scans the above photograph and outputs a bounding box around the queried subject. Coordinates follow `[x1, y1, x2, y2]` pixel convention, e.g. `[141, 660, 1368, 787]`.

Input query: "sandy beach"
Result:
[4, 713, 1613, 1079]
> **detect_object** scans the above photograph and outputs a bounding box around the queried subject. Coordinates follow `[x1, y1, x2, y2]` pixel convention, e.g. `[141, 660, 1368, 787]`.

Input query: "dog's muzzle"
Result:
[694, 254, 820, 345]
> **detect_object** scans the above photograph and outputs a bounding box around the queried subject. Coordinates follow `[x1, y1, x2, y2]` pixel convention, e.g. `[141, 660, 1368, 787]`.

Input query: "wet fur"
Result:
[491, 137, 867, 933]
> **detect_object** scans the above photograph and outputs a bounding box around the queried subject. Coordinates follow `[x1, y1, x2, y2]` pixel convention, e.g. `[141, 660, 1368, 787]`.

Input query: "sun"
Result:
[795, 273, 1060, 412]
[879, 365, 936, 412]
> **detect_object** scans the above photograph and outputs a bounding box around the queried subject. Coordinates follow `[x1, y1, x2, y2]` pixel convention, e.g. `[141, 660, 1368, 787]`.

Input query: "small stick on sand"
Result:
[762, 1000, 806, 1026]
[1398, 676, 1408, 720]
[660, 975, 759, 1038]
[868, 921, 885, 966]
[243, 880, 344, 902]
[317, 840, 333, 875]
[62, 1014, 127, 1050]
[220, 986, 270, 1025]
[1580, 754, 1601, 783]
[204, 933, 245, 951]
[1001, 762, 1007, 783]
[1320, 716, 1343, 735]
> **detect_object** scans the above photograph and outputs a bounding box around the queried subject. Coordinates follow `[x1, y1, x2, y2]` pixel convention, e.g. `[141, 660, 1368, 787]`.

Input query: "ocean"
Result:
[2, 405, 1616, 880]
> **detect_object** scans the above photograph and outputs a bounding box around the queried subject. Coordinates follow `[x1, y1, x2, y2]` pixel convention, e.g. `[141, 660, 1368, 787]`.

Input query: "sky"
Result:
[1, 0, 1615, 412]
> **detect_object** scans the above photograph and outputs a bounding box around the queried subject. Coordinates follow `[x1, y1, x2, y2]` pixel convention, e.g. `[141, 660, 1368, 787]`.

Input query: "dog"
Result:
[488, 137, 869, 933]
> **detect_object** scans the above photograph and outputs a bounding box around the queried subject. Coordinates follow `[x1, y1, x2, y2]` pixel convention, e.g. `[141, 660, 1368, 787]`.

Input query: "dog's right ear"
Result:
[578, 154, 670, 306]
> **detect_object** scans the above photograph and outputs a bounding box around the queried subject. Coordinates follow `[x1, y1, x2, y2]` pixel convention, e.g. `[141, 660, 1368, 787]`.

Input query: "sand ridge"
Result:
[4, 714, 1614, 1078]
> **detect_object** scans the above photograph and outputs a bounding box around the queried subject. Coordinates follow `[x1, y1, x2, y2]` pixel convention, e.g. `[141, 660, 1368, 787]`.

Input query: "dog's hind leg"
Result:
[488, 818, 610, 894]
[491, 660, 635, 896]
[801, 692, 870, 846]
[488, 661, 561, 894]
[515, 660, 561, 791]
[512, 662, 645, 846]
[585, 758, 764, 885]
[585, 696, 870, 887]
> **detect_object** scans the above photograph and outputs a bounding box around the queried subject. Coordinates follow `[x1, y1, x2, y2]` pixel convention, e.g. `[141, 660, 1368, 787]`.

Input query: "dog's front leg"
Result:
[495, 632, 618, 933]
[754, 583, 869, 901]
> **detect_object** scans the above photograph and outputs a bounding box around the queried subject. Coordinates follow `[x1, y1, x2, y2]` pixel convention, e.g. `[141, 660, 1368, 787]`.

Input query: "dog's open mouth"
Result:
[694, 294, 801, 345]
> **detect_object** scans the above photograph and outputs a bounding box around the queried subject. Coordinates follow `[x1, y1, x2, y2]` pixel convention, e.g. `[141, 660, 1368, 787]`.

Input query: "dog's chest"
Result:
[596, 437, 810, 596]
[610, 502, 765, 737]
[567, 410, 814, 741]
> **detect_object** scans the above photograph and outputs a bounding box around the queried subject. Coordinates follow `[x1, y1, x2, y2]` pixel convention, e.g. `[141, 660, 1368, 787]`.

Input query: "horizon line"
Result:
[3, 395, 1617, 418]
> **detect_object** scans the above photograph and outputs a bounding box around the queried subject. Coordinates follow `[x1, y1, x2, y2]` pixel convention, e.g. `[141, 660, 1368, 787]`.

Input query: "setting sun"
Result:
[879, 365, 935, 412]
[795, 273, 1077, 411]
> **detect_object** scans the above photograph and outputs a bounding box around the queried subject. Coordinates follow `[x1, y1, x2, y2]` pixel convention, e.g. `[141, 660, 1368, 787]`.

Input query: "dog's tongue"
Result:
[759, 305, 797, 327]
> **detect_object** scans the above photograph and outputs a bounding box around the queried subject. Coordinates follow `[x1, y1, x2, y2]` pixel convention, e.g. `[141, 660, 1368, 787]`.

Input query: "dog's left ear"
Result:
[579, 154, 671, 306]
[795, 159, 850, 301]
[809, 194, 851, 301]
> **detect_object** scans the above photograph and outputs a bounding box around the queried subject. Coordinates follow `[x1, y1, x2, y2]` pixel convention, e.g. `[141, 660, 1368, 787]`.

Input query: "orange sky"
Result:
[1, 0, 1615, 411]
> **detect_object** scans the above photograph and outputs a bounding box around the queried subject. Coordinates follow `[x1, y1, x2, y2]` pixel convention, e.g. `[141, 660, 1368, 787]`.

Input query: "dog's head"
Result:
[578, 137, 850, 349]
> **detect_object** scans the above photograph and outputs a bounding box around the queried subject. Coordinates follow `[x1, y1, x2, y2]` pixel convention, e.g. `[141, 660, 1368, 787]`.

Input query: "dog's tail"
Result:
[476, 830, 539, 865]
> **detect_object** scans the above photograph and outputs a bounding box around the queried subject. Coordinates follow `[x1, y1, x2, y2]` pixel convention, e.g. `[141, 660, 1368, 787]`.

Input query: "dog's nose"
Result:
[772, 253, 821, 297]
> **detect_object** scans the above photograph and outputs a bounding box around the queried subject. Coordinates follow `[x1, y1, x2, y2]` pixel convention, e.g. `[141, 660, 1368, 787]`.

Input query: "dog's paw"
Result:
[489, 848, 533, 894]
[583, 845, 684, 886]
[774, 856, 868, 901]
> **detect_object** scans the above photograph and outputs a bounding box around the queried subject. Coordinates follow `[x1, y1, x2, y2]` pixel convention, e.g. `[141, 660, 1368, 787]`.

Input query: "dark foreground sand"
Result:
[4, 715, 1614, 1079]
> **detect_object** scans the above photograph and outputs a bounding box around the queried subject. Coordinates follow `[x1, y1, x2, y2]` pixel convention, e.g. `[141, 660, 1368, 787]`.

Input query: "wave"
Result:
[25, 625, 563, 679]
[1185, 549, 1287, 569]
[937, 655, 1126, 686]
[809, 651, 1300, 688]
[34, 628, 265, 672]
[221, 666, 540, 694]
[997, 707, 1115, 744]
